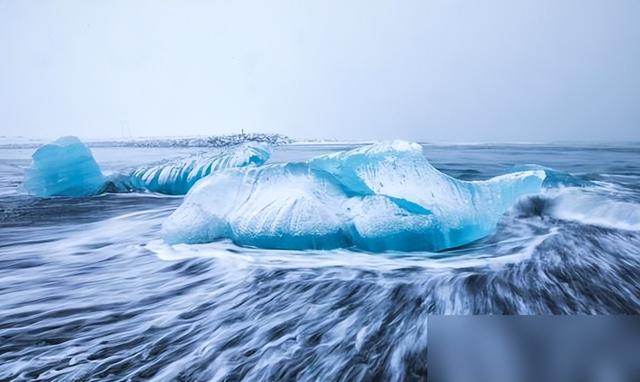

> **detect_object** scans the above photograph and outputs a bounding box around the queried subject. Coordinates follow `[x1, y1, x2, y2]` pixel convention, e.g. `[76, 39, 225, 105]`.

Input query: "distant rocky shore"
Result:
[0, 133, 293, 149]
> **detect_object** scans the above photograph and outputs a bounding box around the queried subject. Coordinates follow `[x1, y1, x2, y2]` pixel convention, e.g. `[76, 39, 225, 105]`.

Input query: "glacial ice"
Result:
[126, 144, 271, 194]
[23, 136, 106, 197]
[163, 140, 548, 251]
[162, 163, 353, 248]
[23, 137, 272, 196]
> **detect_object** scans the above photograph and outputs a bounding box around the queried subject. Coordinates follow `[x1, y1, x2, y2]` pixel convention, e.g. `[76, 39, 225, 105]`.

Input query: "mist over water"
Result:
[1, 143, 640, 381]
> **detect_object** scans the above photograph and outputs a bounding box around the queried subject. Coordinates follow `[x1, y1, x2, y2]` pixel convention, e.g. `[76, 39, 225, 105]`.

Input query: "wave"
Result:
[514, 189, 640, 231]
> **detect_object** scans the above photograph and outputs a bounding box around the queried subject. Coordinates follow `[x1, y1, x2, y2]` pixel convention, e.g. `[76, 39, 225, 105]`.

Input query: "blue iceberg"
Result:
[23, 137, 272, 196]
[162, 141, 548, 251]
[126, 144, 271, 195]
[23, 136, 106, 197]
[162, 163, 354, 248]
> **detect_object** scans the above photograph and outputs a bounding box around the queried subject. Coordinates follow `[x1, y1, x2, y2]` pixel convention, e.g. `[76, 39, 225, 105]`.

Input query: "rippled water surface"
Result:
[1, 143, 640, 381]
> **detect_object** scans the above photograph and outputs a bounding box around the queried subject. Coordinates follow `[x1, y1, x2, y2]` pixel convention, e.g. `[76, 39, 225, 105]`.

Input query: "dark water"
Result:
[1, 143, 640, 381]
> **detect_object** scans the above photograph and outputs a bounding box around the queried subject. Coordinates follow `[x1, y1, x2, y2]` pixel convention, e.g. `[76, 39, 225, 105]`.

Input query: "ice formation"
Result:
[162, 141, 548, 251]
[23, 137, 272, 197]
[126, 144, 271, 194]
[23, 136, 106, 197]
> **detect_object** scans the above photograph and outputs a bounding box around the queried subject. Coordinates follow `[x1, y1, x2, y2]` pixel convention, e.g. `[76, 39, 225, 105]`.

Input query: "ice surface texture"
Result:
[126, 144, 271, 194]
[23, 136, 106, 197]
[163, 141, 548, 251]
[23, 137, 271, 196]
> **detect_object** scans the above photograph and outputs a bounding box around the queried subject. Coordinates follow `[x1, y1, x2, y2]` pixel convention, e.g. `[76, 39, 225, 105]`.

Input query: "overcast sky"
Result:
[1, 1, 639, 142]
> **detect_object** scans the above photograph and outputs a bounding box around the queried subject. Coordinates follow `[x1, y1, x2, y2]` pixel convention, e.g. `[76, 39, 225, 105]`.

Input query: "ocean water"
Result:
[1, 143, 640, 381]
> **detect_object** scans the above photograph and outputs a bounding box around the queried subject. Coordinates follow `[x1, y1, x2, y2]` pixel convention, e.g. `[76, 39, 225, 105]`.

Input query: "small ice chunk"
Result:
[23, 136, 106, 197]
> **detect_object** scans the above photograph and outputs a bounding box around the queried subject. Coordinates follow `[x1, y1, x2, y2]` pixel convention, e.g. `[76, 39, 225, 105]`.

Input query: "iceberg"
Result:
[23, 137, 272, 197]
[126, 144, 271, 194]
[23, 136, 106, 197]
[162, 163, 353, 248]
[162, 140, 548, 251]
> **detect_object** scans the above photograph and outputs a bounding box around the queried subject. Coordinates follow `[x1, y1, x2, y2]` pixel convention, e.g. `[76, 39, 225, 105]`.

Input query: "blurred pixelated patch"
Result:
[428, 316, 640, 382]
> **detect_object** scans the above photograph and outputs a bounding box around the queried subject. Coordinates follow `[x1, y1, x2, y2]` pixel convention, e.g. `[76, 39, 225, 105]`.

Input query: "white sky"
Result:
[1, 0, 639, 141]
